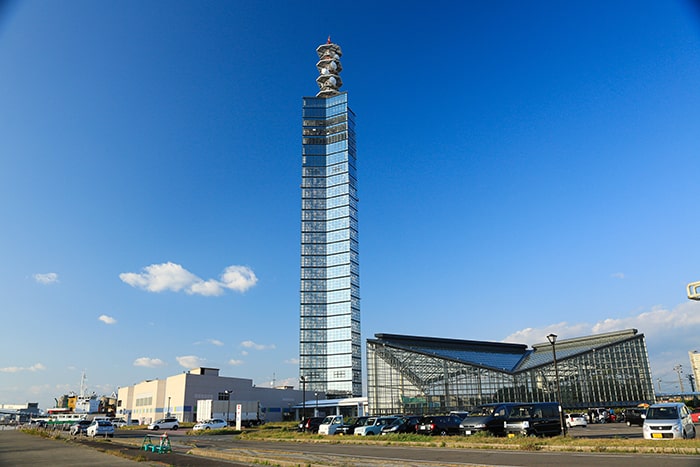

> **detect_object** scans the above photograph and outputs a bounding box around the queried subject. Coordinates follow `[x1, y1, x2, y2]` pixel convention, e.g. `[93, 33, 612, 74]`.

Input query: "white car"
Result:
[86, 419, 114, 438]
[148, 417, 179, 430]
[354, 417, 398, 436]
[110, 418, 128, 428]
[643, 403, 696, 440]
[318, 415, 344, 435]
[193, 418, 228, 431]
[565, 413, 588, 428]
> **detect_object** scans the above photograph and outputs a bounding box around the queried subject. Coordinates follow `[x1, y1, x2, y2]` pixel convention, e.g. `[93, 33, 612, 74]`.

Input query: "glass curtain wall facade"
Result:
[367, 330, 655, 415]
[300, 40, 361, 398]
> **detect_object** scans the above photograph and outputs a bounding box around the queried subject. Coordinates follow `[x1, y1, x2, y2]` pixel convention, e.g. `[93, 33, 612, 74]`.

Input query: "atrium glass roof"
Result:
[369, 329, 640, 375]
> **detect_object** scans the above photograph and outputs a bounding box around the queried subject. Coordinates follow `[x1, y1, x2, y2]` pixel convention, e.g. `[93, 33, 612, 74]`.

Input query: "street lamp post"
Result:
[547, 333, 567, 436]
[314, 392, 319, 417]
[225, 389, 233, 427]
[167, 396, 171, 417]
[300, 376, 306, 422]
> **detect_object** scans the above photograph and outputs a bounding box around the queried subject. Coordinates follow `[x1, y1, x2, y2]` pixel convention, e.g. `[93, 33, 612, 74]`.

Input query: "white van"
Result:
[318, 415, 344, 435]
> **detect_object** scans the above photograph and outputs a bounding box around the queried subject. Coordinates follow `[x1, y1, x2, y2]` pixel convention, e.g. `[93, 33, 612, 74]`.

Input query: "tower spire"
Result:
[315, 39, 343, 98]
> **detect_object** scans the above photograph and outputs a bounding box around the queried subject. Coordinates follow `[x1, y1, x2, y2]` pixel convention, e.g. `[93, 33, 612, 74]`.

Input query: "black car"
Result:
[298, 417, 324, 433]
[334, 416, 369, 435]
[623, 408, 646, 427]
[415, 415, 463, 436]
[70, 420, 92, 436]
[380, 416, 422, 435]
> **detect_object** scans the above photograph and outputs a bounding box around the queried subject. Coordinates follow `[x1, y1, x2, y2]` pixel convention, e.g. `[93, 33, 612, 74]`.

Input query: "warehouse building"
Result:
[117, 368, 314, 424]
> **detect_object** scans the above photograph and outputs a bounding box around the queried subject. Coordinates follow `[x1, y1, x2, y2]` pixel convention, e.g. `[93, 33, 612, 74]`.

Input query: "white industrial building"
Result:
[116, 367, 315, 425]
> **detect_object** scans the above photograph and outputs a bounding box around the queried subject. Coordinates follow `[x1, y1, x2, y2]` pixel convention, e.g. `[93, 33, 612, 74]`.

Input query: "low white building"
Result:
[117, 367, 313, 424]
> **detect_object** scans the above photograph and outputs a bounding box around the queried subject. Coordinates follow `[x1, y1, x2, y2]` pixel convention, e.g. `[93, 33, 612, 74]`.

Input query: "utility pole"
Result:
[673, 365, 685, 393]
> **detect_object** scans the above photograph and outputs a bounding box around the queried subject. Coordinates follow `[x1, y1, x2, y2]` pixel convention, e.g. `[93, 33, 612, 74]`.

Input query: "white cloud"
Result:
[176, 355, 205, 369]
[228, 359, 244, 366]
[34, 273, 58, 284]
[240, 340, 276, 351]
[220, 266, 258, 292]
[98, 314, 117, 325]
[208, 339, 224, 346]
[119, 262, 257, 296]
[285, 358, 299, 365]
[0, 363, 46, 373]
[611, 272, 625, 279]
[241, 351, 249, 356]
[133, 357, 166, 368]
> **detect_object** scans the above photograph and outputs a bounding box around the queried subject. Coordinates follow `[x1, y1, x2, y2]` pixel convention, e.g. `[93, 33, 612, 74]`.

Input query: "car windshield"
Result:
[646, 407, 678, 420]
[467, 406, 496, 417]
[321, 416, 334, 424]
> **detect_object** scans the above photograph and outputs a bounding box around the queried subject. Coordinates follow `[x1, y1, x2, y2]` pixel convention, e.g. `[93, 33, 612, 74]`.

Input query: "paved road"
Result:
[0, 429, 142, 466]
[0, 428, 249, 466]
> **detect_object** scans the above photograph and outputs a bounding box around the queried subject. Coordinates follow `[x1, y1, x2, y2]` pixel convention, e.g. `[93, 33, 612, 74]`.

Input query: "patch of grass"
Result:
[231, 423, 700, 455]
[187, 427, 243, 436]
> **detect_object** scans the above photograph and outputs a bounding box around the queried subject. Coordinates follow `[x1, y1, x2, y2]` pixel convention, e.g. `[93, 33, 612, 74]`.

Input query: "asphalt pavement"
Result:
[0, 428, 249, 466]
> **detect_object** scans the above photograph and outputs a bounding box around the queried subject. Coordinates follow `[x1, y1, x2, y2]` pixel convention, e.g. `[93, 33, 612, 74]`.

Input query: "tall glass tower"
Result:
[300, 39, 361, 398]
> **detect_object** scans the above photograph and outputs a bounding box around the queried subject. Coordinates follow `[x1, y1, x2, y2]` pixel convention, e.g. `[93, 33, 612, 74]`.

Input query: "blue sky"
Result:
[1, 0, 700, 410]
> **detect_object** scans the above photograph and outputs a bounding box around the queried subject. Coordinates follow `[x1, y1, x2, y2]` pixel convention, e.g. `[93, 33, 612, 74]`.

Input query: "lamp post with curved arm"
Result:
[547, 333, 567, 436]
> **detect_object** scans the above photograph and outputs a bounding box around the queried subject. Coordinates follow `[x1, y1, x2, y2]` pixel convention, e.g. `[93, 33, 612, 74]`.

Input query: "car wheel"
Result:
[439, 429, 448, 436]
[173, 425, 178, 430]
[152, 426, 159, 430]
[205, 427, 210, 430]
[366, 432, 374, 435]
[626, 421, 631, 426]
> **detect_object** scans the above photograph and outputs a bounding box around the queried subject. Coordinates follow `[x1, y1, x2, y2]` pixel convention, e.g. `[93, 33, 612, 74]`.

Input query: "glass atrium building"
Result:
[368, 329, 655, 414]
[300, 40, 361, 398]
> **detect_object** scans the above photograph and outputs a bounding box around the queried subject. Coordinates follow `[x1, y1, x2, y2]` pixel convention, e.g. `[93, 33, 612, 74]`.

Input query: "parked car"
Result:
[416, 415, 463, 436]
[502, 403, 562, 438]
[110, 418, 128, 428]
[86, 419, 114, 438]
[318, 415, 344, 435]
[381, 416, 422, 435]
[565, 413, 588, 428]
[298, 417, 324, 433]
[643, 403, 696, 439]
[354, 416, 398, 436]
[462, 402, 561, 437]
[690, 408, 700, 424]
[623, 408, 646, 427]
[193, 419, 228, 431]
[69, 420, 92, 436]
[334, 416, 369, 435]
[148, 417, 179, 431]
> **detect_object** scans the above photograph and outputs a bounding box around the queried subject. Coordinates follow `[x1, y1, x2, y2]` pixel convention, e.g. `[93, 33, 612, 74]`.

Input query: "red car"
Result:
[691, 408, 700, 424]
